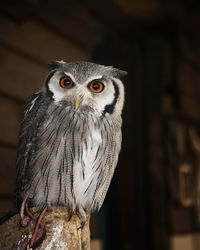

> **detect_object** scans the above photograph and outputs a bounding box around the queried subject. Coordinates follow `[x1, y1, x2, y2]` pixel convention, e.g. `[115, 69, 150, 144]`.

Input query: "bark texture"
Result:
[0, 207, 90, 250]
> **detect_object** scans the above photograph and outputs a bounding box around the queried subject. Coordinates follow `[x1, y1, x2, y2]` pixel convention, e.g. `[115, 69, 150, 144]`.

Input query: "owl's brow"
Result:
[85, 75, 103, 84]
[64, 72, 104, 85]
[63, 72, 76, 82]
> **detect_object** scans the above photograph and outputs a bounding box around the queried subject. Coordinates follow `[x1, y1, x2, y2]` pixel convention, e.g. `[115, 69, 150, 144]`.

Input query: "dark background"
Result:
[1, 0, 200, 249]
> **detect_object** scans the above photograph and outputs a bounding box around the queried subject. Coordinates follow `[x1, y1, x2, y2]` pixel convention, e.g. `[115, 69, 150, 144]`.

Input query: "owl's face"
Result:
[42, 61, 127, 116]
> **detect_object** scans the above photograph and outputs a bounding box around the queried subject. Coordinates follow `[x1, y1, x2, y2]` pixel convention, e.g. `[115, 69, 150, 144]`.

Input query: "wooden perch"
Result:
[0, 207, 90, 250]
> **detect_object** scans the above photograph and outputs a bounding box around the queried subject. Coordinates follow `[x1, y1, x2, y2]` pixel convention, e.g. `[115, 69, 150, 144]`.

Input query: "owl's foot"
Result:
[28, 206, 47, 249]
[20, 193, 31, 227]
[76, 205, 86, 229]
[67, 209, 73, 222]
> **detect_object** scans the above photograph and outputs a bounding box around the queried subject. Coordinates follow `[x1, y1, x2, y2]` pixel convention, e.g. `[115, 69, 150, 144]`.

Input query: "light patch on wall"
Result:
[170, 233, 200, 250]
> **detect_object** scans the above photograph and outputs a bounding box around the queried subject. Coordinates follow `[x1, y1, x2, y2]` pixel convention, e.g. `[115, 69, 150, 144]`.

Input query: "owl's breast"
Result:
[72, 128, 103, 207]
[27, 108, 120, 210]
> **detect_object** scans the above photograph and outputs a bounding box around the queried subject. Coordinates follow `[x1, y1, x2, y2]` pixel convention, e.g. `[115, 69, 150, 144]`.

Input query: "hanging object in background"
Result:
[165, 119, 196, 208]
[178, 163, 194, 207]
[189, 127, 200, 226]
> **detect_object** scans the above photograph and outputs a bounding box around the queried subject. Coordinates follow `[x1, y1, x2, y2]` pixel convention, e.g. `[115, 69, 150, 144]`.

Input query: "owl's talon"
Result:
[20, 193, 31, 227]
[78, 220, 86, 230]
[25, 203, 37, 221]
[29, 206, 47, 249]
[20, 215, 30, 227]
[29, 224, 46, 250]
[76, 205, 86, 229]
[68, 211, 73, 222]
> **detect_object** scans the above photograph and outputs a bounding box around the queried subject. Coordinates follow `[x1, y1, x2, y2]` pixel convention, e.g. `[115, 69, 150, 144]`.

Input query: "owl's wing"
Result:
[15, 91, 49, 208]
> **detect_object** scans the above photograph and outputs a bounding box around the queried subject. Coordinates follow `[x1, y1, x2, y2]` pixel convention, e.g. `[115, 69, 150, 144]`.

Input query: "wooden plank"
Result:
[169, 202, 194, 234]
[178, 59, 200, 119]
[0, 146, 16, 196]
[77, 0, 133, 35]
[0, 1, 94, 52]
[178, 60, 200, 97]
[0, 47, 49, 99]
[180, 23, 200, 69]
[0, 96, 21, 144]
[0, 14, 90, 64]
[0, 199, 15, 217]
[180, 94, 200, 120]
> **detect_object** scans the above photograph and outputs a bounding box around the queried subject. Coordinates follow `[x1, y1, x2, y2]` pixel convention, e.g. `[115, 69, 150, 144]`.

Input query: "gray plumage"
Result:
[15, 61, 127, 214]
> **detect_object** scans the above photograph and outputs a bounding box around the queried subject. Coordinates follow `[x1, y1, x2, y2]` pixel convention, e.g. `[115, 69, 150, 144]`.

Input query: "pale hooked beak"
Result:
[75, 97, 83, 109]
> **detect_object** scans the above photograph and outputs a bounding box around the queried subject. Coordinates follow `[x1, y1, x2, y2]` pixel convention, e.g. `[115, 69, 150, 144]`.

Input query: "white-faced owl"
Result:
[15, 61, 127, 221]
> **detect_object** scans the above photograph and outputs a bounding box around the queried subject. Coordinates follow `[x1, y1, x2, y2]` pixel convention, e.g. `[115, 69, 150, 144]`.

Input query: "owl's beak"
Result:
[75, 97, 83, 109]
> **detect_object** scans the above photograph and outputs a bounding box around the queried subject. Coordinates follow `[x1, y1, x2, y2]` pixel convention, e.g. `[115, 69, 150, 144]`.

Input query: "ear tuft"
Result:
[48, 60, 66, 69]
[112, 68, 128, 79]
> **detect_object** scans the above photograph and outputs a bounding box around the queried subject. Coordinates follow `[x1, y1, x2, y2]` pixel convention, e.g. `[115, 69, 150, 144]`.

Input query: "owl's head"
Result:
[42, 61, 127, 116]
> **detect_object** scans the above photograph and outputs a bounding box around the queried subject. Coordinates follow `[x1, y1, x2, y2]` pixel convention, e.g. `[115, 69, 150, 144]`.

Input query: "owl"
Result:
[15, 60, 127, 224]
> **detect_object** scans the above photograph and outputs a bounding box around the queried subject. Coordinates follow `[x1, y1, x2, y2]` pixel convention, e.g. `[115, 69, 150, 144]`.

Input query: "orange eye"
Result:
[89, 81, 104, 93]
[60, 76, 73, 88]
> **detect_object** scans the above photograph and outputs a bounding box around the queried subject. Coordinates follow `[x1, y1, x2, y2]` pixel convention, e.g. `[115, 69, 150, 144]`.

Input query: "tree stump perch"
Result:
[0, 207, 90, 250]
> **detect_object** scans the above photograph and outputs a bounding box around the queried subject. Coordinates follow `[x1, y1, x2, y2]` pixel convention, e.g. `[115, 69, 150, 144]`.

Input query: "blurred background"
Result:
[0, 0, 200, 249]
